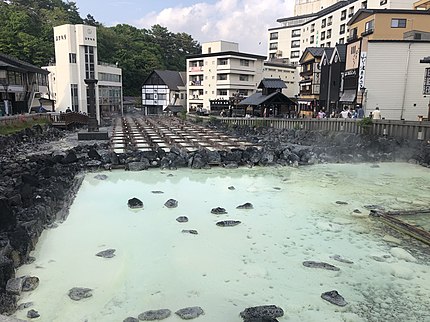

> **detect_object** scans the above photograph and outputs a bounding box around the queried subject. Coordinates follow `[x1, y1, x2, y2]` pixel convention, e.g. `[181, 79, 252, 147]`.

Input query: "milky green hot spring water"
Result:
[14, 163, 430, 322]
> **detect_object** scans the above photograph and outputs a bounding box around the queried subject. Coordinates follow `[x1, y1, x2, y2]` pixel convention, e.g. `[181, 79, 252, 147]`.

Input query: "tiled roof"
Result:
[154, 70, 186, 90]
[258, 78, 287, 89]
[0, 52, 48, 74]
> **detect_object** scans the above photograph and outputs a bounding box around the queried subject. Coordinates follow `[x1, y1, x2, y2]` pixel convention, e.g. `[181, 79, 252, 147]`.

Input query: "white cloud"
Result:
[136, 0, 294, 55]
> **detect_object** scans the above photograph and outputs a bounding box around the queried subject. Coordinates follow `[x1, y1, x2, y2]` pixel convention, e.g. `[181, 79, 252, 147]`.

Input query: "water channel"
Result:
[14, 163, 430, 321]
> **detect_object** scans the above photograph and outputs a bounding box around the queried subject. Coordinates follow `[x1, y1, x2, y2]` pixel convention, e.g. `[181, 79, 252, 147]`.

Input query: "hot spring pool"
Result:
[13, 163, 430, 321]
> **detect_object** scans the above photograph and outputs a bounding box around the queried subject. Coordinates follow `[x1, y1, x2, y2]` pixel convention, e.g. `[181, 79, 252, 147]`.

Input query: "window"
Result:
[69, 53, 76, 63]
[361, 1, 367, 8]
[84, 46, 95, 79]
[349, 27, 358, 40]
[217, 74, 227, 80]
[340, 24, 346, 34]
[269, 42, 278, 50]
[311, 24, 315, 32]
[208, 47, 211, 54]
[291, 51, 300, 58]
[321, 31, 326, 40]
[218, 90, 227, 96]
[239, 75, 249, 81]
[328, 16, 333, 26]
[291, 40, 300, 48]
[364, 19, 374, 34]
[71, 84, 79, 112]
[380, 0, 387, 5]
[326, 42, 331, 47]
[238, 89, 248, 96]
[310, 35, 315, 44]
[292, 29, 301, 37]
[270, 32, 279, 40]
[240, 59, 250, 67]
[391, 18, 406, 28]
[321, 19, 326, 28]
[349, 7, 354, 17]
[341, 10, 347, 20]
[218, 58, 228, 65]
[327, 29, 332, 39]
[339, 38, 345, 44]
[145, 93, 154, 100]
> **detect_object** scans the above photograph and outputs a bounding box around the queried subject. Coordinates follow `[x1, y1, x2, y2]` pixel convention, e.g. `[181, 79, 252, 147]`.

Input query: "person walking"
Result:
[372, 107, 381, 120]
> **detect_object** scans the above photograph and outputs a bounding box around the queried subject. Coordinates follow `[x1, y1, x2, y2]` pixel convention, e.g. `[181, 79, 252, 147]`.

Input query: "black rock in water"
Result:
[27, 309, 40, 319]
[330, 255, 354, 264]
[96, 249, 116, 258]
[151, 190, 164, 194]
[123, 317, 139, 322]
[128, 197, 143, 209]
[94, 174, 108, 180]
[243, 318, 279, 322]
[22, 276, 39, 292]
[175, 306, 204, 319]
[211, 207, 227, 214]
[228, 186, 235, 190]
[164, 199, 178, 208]
[240, 305, 284, 319]
[176, 216, 189, 223]
[321, 290, 348, 306]
[68, 287, 93, 301]
[236, 202, 253, 209]
[17, 302, 33, 310]
[138, 308, 172, 320]
[303, 261, 340, 271]
[335, 201, 348, 205]
[216, 220, 241, 227]
[182, 229, 198, 235]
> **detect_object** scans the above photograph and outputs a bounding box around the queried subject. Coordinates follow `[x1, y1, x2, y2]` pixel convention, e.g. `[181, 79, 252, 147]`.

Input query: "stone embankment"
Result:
[0, 121, 429, 314]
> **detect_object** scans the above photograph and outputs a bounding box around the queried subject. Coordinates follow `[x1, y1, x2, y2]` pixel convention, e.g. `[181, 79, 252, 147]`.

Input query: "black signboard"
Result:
[424, 68, 430, 95]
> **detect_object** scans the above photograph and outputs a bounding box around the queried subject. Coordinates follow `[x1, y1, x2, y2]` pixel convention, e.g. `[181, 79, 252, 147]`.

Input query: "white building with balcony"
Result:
[268, 0, 419, 64]
[186, 41, 265, 113]
[44, 24, 123, 121]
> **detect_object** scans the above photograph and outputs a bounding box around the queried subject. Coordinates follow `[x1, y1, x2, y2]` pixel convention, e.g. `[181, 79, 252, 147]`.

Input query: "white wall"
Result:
[364, 41, 430, 120]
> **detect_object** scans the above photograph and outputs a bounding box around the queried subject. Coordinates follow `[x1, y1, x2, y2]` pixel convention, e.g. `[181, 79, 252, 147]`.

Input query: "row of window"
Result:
[0, 71, 48, 87]
[98, 72, 121, 83]
[190, 59, 253, 67]
[190, 89, 249, 97]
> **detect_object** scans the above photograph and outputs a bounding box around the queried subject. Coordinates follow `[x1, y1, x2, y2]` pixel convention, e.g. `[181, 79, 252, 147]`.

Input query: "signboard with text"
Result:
[424, 68, 430, 95]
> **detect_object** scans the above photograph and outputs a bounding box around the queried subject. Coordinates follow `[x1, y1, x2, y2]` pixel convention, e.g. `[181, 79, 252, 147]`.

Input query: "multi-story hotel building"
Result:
[44, 24, 123, 121]
[186, 41, 265, 113]
[268, 0, 419, 64]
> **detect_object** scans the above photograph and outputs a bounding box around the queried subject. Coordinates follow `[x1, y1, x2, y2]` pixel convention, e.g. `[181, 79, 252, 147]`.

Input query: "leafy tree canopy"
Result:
[0, 0, 201, 96]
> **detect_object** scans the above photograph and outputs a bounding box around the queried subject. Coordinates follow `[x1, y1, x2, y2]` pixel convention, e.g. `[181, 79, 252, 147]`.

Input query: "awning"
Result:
[339, 89, 356, 103]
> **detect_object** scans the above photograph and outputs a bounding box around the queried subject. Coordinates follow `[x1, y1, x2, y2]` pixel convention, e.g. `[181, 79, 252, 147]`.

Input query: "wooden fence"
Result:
[0, 113, 51, 127]
[188, 115, 430, 141]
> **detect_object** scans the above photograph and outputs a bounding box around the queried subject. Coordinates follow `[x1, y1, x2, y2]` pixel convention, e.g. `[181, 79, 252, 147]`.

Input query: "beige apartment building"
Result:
[344, 8, 430, 120]
[44, 24, 123, 122]
[186, 41, 265, 113]
[262, 59, 299, 97]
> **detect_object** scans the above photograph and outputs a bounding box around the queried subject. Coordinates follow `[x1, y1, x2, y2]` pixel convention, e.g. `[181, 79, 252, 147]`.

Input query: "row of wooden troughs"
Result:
[109, 116, 256, 154]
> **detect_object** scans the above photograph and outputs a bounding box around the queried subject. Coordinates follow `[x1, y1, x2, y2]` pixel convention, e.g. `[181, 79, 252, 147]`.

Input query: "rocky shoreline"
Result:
[0, 121, 429, 315]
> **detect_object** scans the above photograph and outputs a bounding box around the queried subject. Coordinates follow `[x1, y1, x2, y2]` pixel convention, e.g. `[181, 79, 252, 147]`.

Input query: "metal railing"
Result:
[188, 115, 430, 141]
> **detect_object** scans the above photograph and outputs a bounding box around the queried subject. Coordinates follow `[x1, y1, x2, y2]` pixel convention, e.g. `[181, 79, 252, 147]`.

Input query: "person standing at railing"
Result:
[372, 107, 381, 120]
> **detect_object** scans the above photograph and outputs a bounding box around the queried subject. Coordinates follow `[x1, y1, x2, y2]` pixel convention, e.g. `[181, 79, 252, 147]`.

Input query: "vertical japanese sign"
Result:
[423, 68, 430, 95]
[358, 52, 367, 90]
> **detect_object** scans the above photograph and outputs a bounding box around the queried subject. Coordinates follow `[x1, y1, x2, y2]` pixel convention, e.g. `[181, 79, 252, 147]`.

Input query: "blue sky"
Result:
[73, 0, 294, 54]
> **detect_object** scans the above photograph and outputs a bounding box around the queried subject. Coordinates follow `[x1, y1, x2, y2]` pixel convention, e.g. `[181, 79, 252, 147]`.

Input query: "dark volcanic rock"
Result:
[175, 306, 204, 319]
[216, 220, 241, 227]
[27, 309, 40, 318]
[228, 186, 235, 190]
[96, 249, 116, 258]
[321, 290, 348, 306]
[6, 277, 24, 295]
[335, 201, 348, 205]
[123, 317, 139, 322]
[0, 198, 16, 232]
[302, 261, 340, 271]
[151, 191, 164, 194]
[243, 318, 279, 322]
[22, 276, 39, 292]
[128, 197, 143, 209]
[68, 287, 93, 301]
[164, 199, 178, 208]
[240, 305, 284, 319]
[176, 216, 189, 223]
[330, 255, 354, 264]
[182, 230, 198, 235]
[211, 207, 227, 215]
[138, 308, 172, 320]
[94, 174, 108, 180]
[236, 202, 253, 209]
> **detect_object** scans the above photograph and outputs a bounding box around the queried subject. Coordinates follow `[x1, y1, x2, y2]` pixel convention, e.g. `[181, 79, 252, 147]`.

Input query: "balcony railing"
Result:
[347, 34, 358, 42]
[189, 66, 203, 72]
[361, 28, 374, 37]
[189, 80, 203, 86]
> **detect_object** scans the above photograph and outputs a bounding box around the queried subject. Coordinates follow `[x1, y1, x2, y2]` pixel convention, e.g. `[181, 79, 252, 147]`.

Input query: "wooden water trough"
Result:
[370, 209, 430, 245]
